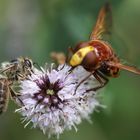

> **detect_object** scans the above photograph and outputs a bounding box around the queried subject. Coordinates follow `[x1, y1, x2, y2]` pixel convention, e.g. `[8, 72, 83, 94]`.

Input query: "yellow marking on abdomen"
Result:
[70, 46, 94, 66]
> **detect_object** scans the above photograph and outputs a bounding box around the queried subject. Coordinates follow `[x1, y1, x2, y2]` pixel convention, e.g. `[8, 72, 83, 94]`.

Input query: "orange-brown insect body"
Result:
[69, 3, 140, 93]
[73, 40, 120, 77]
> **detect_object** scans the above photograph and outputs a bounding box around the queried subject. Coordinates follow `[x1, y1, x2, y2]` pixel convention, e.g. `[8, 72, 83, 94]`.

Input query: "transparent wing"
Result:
[90, 3, 112, 40]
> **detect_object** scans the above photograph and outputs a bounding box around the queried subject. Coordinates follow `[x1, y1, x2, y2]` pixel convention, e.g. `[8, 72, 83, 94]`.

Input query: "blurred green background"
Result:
[0, 0, 140, 140]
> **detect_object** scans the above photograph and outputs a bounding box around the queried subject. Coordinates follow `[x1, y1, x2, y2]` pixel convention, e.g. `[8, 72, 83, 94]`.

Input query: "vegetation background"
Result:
[0, 0, 140, 140]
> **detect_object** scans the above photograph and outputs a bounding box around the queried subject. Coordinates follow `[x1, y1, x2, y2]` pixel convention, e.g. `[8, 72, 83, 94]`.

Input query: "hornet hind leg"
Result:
[86, 70, 108, 92]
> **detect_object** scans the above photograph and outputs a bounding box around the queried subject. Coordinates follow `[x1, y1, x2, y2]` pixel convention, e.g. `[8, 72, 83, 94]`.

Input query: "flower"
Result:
[15, 64, 101, 138]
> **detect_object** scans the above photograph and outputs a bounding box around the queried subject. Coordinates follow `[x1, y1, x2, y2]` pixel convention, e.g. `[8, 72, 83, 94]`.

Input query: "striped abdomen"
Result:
[0, 78, 10, 114]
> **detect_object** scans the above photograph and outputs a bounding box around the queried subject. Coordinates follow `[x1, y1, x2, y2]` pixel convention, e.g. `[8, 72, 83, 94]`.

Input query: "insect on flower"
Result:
[68, 3, 140, 93]
[15, 64, 100, 138]
[0, 57, 34, 114]
[1, 57, 34, 81]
